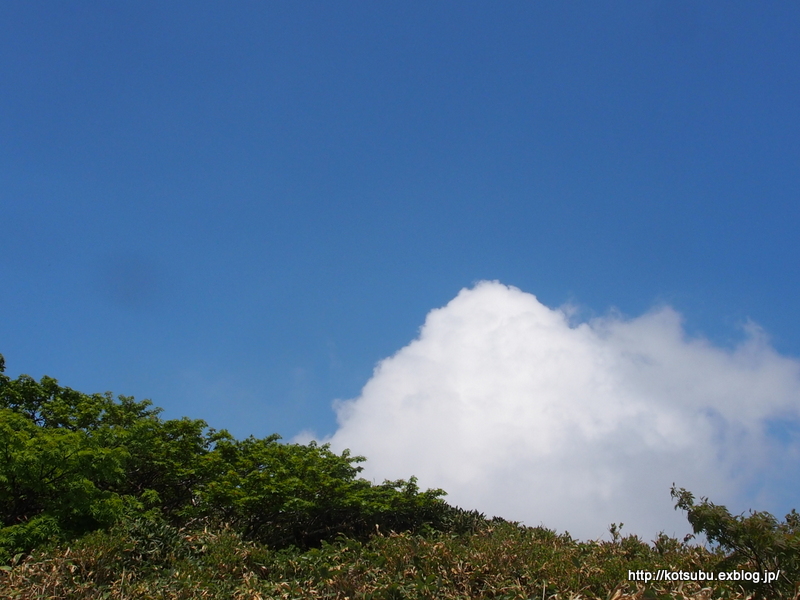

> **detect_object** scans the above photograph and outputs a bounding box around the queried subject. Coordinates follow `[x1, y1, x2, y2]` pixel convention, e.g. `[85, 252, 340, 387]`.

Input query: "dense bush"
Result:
[3, 353, 799, 599]
[0, 354, 449, 561]
[191, 433, 451, 548]
[672, 485, 800, 599]
[0, 518, 737, 599]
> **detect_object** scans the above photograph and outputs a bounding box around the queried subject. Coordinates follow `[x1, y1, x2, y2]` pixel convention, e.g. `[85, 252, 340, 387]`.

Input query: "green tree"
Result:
[0, 353, 452, 561]
[672, 485, 800, 598]
[195, 434, 449, 548]
[0, 355, 212, 559]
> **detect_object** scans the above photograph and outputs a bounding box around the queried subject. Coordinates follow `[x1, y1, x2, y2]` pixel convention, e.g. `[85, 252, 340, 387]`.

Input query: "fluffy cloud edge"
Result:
[307, 282, 800, 539]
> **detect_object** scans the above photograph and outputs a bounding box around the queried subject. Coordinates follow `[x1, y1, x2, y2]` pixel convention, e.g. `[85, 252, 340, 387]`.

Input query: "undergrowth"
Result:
[1, 516, 742, 600]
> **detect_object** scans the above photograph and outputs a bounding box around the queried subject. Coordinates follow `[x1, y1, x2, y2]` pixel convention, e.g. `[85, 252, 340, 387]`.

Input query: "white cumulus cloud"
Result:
[323, 281, 800, 540]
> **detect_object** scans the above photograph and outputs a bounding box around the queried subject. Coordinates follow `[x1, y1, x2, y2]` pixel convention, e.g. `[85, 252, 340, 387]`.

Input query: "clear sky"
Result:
[3, 2, 800, 538]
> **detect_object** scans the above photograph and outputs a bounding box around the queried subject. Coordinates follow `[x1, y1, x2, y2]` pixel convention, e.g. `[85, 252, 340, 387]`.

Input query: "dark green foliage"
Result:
[3, 354, 800, 599]
[0, 353, 449, 562]
[193, 432, 450, 548]
[672, 485, 800, 598]
[0, 355, 210, 561]
[437, 506, 494, 536]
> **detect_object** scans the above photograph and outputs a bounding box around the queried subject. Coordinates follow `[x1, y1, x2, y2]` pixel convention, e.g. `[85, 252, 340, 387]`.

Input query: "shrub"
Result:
[0, 353, 452, 562]
[672, 485, 800, 598]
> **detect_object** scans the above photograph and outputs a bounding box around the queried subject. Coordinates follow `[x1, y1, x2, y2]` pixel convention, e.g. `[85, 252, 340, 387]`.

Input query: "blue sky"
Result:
[3, 2, 800, 536]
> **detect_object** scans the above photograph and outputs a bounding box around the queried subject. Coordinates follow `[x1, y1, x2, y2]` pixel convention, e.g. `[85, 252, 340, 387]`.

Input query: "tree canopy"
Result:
[0, 354, 450, 562]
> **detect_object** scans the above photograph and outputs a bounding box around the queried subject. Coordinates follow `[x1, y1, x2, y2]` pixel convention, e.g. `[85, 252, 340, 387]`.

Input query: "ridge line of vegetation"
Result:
[1, 354, 798, 599]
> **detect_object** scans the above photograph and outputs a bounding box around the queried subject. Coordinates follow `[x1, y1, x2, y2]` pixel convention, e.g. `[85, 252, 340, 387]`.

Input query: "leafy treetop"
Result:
[0, 354, 449, 562]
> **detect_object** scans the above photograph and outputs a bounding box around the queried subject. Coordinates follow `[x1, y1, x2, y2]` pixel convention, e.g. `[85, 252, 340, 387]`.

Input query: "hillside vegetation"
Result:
[1, 354, 798, 599]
